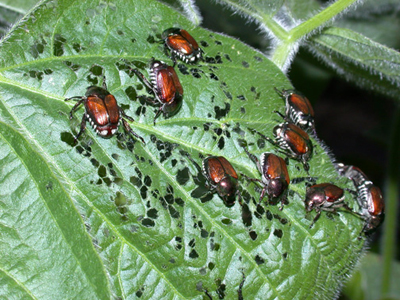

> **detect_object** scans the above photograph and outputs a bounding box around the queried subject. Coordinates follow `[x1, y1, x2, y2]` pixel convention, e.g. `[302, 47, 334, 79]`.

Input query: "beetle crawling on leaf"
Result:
[274, 88, 315, 132]
[305, 183, 355, 228]
[65, 77, 145, 144]
[336, 163, 385, 233]
[242, 147, 290, 209]
[202, 156, 241, 206]
[132, 59, 183, 125]
[161, 27, 203, 65]
[258, 122, 313, 172]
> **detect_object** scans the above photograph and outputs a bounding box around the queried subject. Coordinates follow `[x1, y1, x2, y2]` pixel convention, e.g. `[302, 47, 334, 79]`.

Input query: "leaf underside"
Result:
[0, 0, 365, 299]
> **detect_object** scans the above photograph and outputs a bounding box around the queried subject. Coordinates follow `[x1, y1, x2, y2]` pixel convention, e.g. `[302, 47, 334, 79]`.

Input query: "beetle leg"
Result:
[259, 186, 268, 204]
[65, 97, 85, 119]
[153, 109, 163, 125]
[309, 210, 321, 228]
[243, 147, 260, 170]
[273, 87, 284, 98]
[74, 113, 87, 142]
[131, 69, 157, 95]
[120, 109, 134, 122]
[273, 110, 286, 120]
[121, 118, 145, 144]
[257, 131, 277, 147]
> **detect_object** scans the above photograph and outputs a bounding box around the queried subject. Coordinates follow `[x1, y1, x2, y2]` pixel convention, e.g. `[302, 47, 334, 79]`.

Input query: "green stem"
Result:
[381, 106, 400, 296]
[288, 0, 358, 40]
[271, 0, 358, 69]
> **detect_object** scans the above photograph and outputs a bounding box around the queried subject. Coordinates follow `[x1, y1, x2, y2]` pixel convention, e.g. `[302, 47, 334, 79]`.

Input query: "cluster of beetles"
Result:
[65, 27, 384, 234]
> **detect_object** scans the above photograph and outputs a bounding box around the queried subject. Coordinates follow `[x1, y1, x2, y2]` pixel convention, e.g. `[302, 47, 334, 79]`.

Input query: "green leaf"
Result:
[335, 0, 400, 50]
[307, 27, 400, 99]
[0, 0, 38, 14]
[342, 253, 400, 300]
[0, 0, 366, 299]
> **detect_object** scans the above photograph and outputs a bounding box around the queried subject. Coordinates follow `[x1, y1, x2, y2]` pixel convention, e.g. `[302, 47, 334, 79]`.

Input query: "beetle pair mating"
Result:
[336, 163, 385, 233]
[258, 89, 315, 172]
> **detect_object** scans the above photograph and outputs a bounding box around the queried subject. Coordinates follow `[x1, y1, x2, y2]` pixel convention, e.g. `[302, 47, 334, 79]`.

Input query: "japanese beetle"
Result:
[161, 28, 203, 65]
[202, 156, 240, 206]
[275, 88, 315, 131]
[65, 79, 145, 144]
[337, 163, 385, 232]
[258, 122, 313, 172]
[305, 183, 354, 228]
[243, 148, 289, 209]
[132, 59, 183, 124]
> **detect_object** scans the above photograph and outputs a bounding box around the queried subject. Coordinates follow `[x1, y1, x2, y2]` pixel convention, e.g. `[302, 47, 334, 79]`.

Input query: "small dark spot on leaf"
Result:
[140, 186, 148, 199]
[205, 56, 216, 64]
[98, 165, 107, 178]
[240, 107, 246, 114]
[199, 268, 207, 275]
[168, 205, 180, 219]
[60, 131, 75, 146]
[224, 54, 231, 62]
[241, 203, 252, 227]
[46, 181, 53, 191]
[283, 252, 288, 259]
[221, 218, 232, 225]
[211, 242, 220, 251]
[273, 229, 283, 238]
[178, 63, 189, 75]
[72, 43, 85, 53]
[255, 255, 265, 265]
[200, 40, 209, 47]
[90, 65, 103, 76]
[208, 262, 215, 270]
[249, 231, 257, 240]
[214, 40, 222, 45]
[242, 61, 249, 68]
[141, 218, 155, 227]
[254, 55, 263, 62]
[144, 175, 152, 187]
[217, 137, 224, 149]
[216, 281, 226, 299]
[201, 229, 209, 238]
[90, 158, 99, 168]
[125, 86, 137, 101]
[254, 204, 265, 218]
[175, 198, 184, 207]
[147, 34, 156, 43]
[266, 210, 273, 221]
[215, 103, 230, 120]
[130, 176, 142, 187]
[209, 73, 219, 81]
[44, 69, 53, 75]
[215, 55, 222, 63]
[177, 167, 190, 185]
[257, 138, 266, 149]
[117, 29, 124, 35]
[53, 34, 66, 56]
[190, 68, 202, 78]
[223, 91, 232, 100]
[147, 208, 158, 219]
